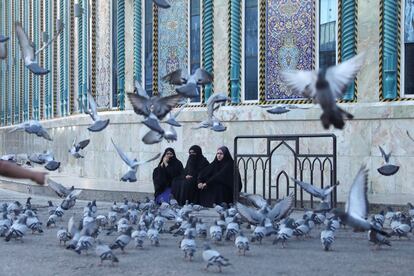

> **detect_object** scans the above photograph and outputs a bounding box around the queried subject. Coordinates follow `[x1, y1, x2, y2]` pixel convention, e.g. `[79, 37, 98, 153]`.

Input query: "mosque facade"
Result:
[0, 0, 413, 203]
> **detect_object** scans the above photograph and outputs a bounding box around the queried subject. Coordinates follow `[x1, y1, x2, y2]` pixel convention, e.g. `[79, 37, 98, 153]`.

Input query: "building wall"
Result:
[0, 0, 413, 203]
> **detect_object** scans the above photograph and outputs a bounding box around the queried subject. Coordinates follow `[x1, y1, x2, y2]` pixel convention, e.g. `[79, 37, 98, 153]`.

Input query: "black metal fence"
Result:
[233, 134, 337, 208]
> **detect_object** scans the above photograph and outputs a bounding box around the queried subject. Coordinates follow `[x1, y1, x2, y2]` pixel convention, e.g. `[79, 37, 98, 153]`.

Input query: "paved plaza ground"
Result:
[0, 188, 413, 276]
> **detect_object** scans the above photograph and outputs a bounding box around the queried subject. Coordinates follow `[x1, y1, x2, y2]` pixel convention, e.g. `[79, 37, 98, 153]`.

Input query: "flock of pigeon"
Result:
[1, 165, 414, 272]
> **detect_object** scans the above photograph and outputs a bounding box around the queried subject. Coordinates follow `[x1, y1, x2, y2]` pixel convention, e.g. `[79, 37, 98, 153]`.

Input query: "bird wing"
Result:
[34, 20, 64, 56]
[194, 68, 214, 85]
[291, 178, 324, 199]
[345, 165, 369, 220]
[152, 94, 183, 120]
[172, 102, 187, 118]
[142, 130, 163, 144]
[77, 139, 90, 150]
[137, 153, 162, 166]
[87, 91, 99, 119]
[161, 68, 187, 85]
[378, 146, 391, 163]
[48, 178, 70, 198]
[267, 193, 294, 221]
[325, 52, 365, 99]
[127, 92, 151, 117]
[71, 137, 77, 148]
[152, 0, 171, 9]
[281, 70, 317, 98]
[68, 216, 77, 236]
[134, 81, 150, 99]
[15, 22, 35, 62]
[111, 138, 134, 167]
[235, 202, 263, 224]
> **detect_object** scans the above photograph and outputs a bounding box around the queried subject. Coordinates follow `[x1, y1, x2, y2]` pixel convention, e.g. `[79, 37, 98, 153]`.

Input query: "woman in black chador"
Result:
[152, 148, 184, 204]
[197, 146, 242, 207]
[171, 145, 209, 205]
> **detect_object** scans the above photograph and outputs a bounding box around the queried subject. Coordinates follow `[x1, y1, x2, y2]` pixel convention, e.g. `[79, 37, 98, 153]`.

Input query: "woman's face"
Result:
[216, 149, 224, 161]
[166, 151, 174, 159]
[189, 149, 197, 156]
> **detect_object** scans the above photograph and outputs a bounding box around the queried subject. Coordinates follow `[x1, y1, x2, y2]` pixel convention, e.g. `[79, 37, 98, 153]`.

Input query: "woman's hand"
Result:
[162, 155, 170, 167]
[185, 175, 193, 180]
[197, 183, 204, 189]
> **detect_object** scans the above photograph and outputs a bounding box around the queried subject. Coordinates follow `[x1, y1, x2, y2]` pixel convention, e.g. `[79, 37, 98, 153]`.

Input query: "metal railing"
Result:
[233, 134, 337, 208]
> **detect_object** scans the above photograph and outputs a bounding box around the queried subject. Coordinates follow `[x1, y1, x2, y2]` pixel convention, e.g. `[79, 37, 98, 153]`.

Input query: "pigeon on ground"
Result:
[368, 230, 391, 249]
[147, 223, 160, 246]
[15, 21, 63, 75]
[153, 0, 170, 9]
[180, 232, 197, 261]
[57, 216, 76, 245]
[320, 222, 335, 251]
[74, 234, 95, 255]
[0, 213, 12, 237]
[407, 203, 414, 218]
[331, 165, 391, 237]
[193, 93, 229, 131]
[4, 215, 28, 242]
[281, 52, 365, 129]
[25, 210, 43, 234]
[0, 35, 9, 60]
[111, 138, 160, 182]
[131, 225, 147, 248]
[291, 178, 338, 203]
[235, 231, 249, 256]
[196, 218, 207, 239]
[82, 91, 110, 132]
[9, 120, 52, 141]
[262, 104, 311, 115]
[110, 226, 133, 253]
[202, 243, 231, 273]
[96, 240, 119, 266]
[162, 68, 213, 98]
[69, 138, 90, 159]
[377, 146, 400, 176]
[47, 179, 74, 198]
[273, 218, 295, 248]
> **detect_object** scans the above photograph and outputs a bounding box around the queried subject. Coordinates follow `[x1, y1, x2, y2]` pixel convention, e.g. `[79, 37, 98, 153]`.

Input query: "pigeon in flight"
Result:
[282, 52, 365, 129]
[111, 138, 160, 182]
[9, 120, 52, 141]
[82, 91, 110, 132]
[262, 104, 311, 115]
[290, 177, 338, 203]
[69, 138, 90, 159]
[141, 124, 178, 144]
[153, 0, 170, 9]
[127, 82, 183, 134]
[0, 35, 9, 60]
[47, 178, 74, 198]
[377, 146, 399, 176]
[165, 102, 187, 127]
[162, 68, 213, 98]
[193, 92, 229, 131]
[331, 165, 391, 238]
[29, 151, 60, 171]
[15, 21, 64, 75]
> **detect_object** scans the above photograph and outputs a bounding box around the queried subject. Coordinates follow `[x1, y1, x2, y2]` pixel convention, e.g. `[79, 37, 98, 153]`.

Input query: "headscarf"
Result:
[158, 147, 177, 166]
[185, 145, 209, 176]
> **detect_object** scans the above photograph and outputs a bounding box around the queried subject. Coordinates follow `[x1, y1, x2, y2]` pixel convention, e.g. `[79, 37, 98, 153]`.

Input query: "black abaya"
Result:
[152, 148, 184, 200]
[171, 145, 209, 205]
[197, 147, 242, 207]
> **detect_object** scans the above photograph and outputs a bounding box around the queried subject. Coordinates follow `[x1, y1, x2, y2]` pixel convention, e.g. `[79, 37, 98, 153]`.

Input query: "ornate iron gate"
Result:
[233, 134, 337, 208]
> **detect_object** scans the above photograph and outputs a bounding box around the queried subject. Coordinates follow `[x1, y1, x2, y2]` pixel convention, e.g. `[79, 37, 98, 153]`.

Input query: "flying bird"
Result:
[68, 138, 90, 159]
[290, 178, 338, 203]
[47, 178, 74, 198]
[29, 151, 60, 171]
[111, 138, 160, 182]
[15, 21, 64, 75]
[82, 91, 110, 132]
[262, 104, 311, 115]
[281, 52, 365, 129]
[162, 68, 213, 98]
[193, 92, 229, 132]
[331, 165, 391, 238]
[153, 0, 170, 9]
[9, 120, 52, 141]
[377, 146, 399, 176]
[0, 35, 9, 60]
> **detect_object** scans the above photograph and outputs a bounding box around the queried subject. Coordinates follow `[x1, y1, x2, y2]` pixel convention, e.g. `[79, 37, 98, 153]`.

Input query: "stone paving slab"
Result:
[0, 188, 413, 276]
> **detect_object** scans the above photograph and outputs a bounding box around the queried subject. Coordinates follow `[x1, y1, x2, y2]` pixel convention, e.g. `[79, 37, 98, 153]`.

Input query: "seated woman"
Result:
[197, 146, 242, 208]
[152, 148, 184, 204]
[171, 145, 209, 206]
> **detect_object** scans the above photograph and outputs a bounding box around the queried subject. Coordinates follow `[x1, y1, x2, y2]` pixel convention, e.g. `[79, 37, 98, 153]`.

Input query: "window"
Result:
[243, 0, 258, 101]
[189, 0, 201, 102]
[319, 0, 337, 69]
[145, 0, 153, 97]
[404, 0, 414, 95]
